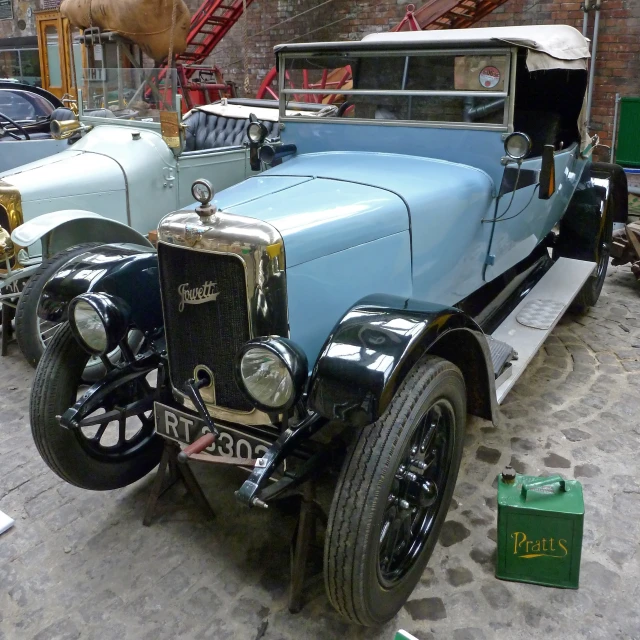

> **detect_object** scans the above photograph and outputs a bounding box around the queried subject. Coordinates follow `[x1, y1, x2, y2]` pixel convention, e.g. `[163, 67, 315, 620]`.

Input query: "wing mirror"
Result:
[538, 144, 556, 200]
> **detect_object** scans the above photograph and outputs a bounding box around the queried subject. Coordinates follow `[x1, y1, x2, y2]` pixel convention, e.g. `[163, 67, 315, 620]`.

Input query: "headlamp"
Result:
[235, 337, 308, 412]
[68, 293, 131, 356]
[504, 132, 532, 161]
[247, 118, 268, 145]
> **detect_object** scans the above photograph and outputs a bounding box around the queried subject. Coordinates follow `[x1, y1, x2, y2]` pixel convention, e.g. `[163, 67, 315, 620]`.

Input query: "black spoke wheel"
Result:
[324, 356, 466, 626]
[378, 400, 454, 586]
[30, 323, 163, 490]
[570, 193, 613, 313]
[554, 168, 616, 313]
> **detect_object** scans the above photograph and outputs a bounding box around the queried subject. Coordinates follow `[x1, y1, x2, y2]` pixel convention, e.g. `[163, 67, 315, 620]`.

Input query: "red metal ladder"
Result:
[393, 0, 510, 31]
[176, 0, 255, 77]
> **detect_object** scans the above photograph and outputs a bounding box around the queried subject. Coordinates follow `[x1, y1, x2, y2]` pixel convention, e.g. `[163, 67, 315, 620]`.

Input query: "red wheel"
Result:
[256, 65, 353, 104]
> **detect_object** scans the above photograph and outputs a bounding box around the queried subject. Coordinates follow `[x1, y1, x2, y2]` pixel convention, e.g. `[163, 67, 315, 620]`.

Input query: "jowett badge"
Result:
[178, 281, 220, 312]
[184, 224, 205, 247]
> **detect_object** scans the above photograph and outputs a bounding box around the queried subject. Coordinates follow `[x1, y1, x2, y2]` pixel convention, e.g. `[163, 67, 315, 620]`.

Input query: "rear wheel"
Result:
[571, 189, 614, 312]
[30, 323, 163, 490]
[554, 171, 617, 313]
[324, 356, 466, 626]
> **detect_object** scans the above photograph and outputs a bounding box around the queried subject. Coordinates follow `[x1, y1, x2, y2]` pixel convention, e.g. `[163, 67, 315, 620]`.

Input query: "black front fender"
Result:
[38, 243, 162, 333]
[308, 294, 498, 426]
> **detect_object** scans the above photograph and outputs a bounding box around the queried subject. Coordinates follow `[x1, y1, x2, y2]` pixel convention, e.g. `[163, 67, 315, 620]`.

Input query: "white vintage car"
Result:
[0, 66, 313, 369]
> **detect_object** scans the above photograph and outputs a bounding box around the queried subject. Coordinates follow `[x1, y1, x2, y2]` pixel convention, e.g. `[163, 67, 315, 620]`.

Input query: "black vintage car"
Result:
[0, 80, 63, 139]
[0, 81, 75, 173]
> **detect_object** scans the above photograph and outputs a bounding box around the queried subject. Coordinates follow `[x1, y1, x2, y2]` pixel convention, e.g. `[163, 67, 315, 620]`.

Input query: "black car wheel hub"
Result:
[75, 376, 156, 463]
[378, 399, 455, 587]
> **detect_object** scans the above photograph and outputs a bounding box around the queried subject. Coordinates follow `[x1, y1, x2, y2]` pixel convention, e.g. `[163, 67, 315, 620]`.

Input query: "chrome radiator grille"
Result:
[158, 242, 253, 412]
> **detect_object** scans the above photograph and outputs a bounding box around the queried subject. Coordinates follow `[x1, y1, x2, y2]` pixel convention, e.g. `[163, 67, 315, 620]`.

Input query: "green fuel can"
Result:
[496, 469, 584, 589]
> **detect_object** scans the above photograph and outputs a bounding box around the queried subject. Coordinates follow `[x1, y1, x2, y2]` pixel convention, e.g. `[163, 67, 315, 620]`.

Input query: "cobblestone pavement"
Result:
[1, 266, 639, 640]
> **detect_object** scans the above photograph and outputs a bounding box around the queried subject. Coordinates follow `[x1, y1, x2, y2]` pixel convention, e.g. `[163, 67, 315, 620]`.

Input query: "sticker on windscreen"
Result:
[479, 66, 501, 89]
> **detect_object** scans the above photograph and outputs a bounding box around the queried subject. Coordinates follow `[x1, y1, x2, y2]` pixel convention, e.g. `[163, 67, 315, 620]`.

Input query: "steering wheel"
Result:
[336, 100, 355, 117]
[0, 110, 31, 141]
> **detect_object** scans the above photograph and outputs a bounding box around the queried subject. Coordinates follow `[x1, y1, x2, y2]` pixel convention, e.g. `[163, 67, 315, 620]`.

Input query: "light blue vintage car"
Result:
[0, 66, 306, 368]
[29, 26, 627, 625]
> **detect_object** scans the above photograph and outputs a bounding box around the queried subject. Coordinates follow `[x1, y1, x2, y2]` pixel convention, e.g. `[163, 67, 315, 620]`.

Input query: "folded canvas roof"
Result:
[276, 24, 590, 72]
[363, 25, 590, 72]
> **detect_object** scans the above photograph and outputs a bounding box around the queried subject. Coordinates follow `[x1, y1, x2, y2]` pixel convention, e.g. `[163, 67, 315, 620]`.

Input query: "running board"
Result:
[491, 257, 596, 404]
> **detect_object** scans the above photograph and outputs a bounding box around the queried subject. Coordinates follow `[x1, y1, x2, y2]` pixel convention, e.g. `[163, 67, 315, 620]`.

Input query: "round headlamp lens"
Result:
[72, 300, 108, 353]
[505, 133, 531, 160]
[240, 347, 293, 409]
[247, 122, 265, 143]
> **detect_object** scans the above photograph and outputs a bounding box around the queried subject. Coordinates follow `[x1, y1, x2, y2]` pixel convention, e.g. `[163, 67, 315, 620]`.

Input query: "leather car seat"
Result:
[50, 107, 77, 122]
[184, 110, 279, 152]
[513, 110, 561, 156]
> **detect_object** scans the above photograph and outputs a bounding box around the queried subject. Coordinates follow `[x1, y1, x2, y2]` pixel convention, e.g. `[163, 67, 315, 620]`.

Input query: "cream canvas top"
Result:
[363, 24, 591, 72]
[276, 25, 590, 72]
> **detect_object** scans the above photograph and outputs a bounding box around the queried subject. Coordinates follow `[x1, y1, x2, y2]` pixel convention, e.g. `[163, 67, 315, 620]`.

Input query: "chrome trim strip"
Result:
[158, 210, 289, 427]
[182, 145, 244, 157]
[279, 117, 508, 132]
[181, 396, 278, 427]
[79, 116, 162, 131]
[507, 48, 517, 133]
[281, 89, 507, 98]
[280, 47, 511, 58]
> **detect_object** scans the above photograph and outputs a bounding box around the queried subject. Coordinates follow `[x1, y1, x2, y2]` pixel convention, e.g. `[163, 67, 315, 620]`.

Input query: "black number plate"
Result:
[1, 276, 28, 297]
[154, 402, 270, 459]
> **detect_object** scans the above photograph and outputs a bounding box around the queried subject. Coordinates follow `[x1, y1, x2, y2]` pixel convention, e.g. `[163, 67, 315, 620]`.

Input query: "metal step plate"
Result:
[492, 257, 596, 404]
[487, 336, 516, 378]
[516, 299, 566, 330]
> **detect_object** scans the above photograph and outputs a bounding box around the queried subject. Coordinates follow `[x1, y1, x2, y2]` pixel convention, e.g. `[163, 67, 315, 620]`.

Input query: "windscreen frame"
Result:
[278, 46, 517, 132]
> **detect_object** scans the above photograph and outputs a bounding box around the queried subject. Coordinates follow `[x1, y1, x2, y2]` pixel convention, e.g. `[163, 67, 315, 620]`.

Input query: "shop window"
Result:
[45, 26, 63, 87]
[0, 50, 20, 80]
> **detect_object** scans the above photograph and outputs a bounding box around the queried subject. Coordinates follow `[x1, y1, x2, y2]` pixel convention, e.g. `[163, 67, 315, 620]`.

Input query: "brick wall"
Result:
[207, 0, 639, 158]
[0, 0, 42, 39]
[209, 1, 408, 97]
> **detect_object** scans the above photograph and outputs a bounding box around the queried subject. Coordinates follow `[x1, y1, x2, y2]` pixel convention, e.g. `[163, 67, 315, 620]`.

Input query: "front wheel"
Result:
[324, 356, 466, 626]
[30, 323, 163, 490]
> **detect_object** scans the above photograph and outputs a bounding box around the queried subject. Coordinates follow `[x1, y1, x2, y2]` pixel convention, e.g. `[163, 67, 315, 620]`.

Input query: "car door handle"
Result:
[163, 168, 176, 187]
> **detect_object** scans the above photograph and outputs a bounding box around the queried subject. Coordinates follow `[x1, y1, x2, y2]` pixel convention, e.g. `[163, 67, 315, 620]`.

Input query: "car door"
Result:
[176, 147, 254, 208]
[483, 144, 581, 282]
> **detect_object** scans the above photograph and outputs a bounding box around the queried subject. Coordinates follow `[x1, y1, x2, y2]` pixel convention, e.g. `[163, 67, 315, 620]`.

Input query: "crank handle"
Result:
[178, 432, 216, 463]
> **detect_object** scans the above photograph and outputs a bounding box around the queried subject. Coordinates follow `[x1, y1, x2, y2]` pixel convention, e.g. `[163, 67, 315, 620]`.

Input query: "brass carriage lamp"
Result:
[0, 228, 15, 264]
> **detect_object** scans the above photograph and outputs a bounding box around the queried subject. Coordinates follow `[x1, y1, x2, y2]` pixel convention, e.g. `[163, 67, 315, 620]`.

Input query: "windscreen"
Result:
[80, 67, 178, 123]
[0, 89, 55, 123]
[280, 50, 510, 126]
